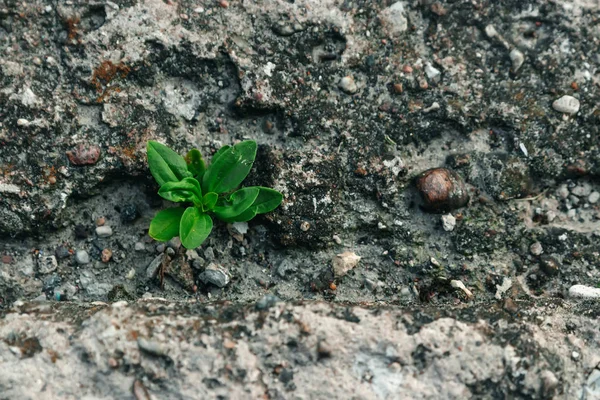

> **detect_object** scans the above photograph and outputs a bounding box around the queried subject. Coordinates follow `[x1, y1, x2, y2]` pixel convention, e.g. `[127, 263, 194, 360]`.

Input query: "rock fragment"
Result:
[416, 168, 469, 212]
[338, 76, 357, 94]
[568, 284, 600, 298]
[75, 250, 90, 265]
[552, 95, 580, 115]
[199, 263, 230, 288]
[530, 242, 543, 256]
[539, 255, 560, 277]
[441, 214, 456, 232]
[332, 251, 361, 278]
[37, 255, 58, 274]
[509, 48, 524, 72]
[96, 226, 113, 238]
[66, 144, 101, 166]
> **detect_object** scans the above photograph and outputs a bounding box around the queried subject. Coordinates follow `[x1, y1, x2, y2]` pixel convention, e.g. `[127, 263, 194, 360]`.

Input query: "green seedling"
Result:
[147, 140, 283, 249]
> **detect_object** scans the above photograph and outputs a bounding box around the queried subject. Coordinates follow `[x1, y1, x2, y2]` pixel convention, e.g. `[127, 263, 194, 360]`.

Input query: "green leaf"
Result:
[149, 207, 185, 241]
[211, 145, 231, 166]
[219, 187, 282, 222]
[158, 177, 202, 205]
[179, 207, 213, 249]
[185, 149, 206, 178]
[212, 187, 260, 220]
[202, 192, 218, 211]
[202, 141, 257, 194]
[147, 141, 192, 186]
[249, 187, 283, 214]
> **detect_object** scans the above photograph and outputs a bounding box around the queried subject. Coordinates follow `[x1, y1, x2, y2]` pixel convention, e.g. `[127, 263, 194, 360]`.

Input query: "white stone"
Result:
[530, 242, 543, 256]
[571, 182, 592, 197]
[552, 95, 580, 115]
[510, 48, 525, 72]
[338, 76, 357, 94]
[96, 226, 113, 238]
[75, 250, 90, 265]
[568, 284, 600, 299]
[134, 242, 146, 251]
[332, 251, 361, 278]
[231, 221, 248, 235]
[21, 88, 39, 107]
[441, 214, 456, 232]
[425, 63, 441, 83]
[0, 183, 20, 194]
[588, 192, 600, 204]
[17, 118, 30, 126]
[380, 2, 408, 36]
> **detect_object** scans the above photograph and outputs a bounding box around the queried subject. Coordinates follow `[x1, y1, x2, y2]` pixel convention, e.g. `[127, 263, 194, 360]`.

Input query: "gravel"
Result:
[74, 250, 90, 265]
[199, 263, 230, 288]
[552, 95, 580, 115]
[95, 226, 113, 238]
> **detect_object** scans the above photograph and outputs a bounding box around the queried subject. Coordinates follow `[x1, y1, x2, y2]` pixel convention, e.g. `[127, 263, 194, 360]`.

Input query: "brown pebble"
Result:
[1, 255, 12, 264]
[419, 79, 429, 90]
[96, 217, 105, 226]
[355, 166, 368, 176]
[571, 81, 579, 91]
[223, 339, 236, 349]
[416, 168, 469, 212]
[503, 298, 518, 314]
[403, 65, 413, 74]
[329, 282, 337, 291]
[218, 0, 229, 8]
[393, 83, 403, 94]
[132, 380, 151, 400]
[101, 248, 112, 263]
[66, 144, 101, 166]
[108, 357, 119, 368]
[48, 176, 56, 184]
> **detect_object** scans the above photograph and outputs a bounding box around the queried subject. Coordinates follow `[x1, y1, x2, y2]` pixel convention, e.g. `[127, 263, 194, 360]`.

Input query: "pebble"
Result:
[167, 237, 182, 249]
[101, 249, 112, 263]
[203, 247, 215, 261]
[95, 226, 113, 238]
[540, 370, 559, 396]
[552, 95, 580, 115]
[37, 255, 58, 274]
[530, 242, 543, 256]
[300, 221, 310, 232]
[137, 338, 167, 357]
[332, 251, 361, 278]
[199, 263, 230, 288]
[134, 242, 146, 251]
[416, 168, 469, 212]
[571, 182, 592, 197]
[66, 144, 101, 166]
[509, 48, 525, 72]
[539, 255, 560, 276]
[55, 245, 71, 259]
[156, 243, 166, 253]
[146, 255, 163, 279]
[75, 250, 90, 265]
[424, 63, 441, 83]
[589, 192, 600, 204]
[568, 284, 600, 299]
[95, 217, 105, 226]
[441, 214, 456, 232]
[557, 184, 570, 199]
[338, 76, 357, 94]
[380, 2, 408, 35]
[255, 294, 280, 310]
[120, 204, 138, 223]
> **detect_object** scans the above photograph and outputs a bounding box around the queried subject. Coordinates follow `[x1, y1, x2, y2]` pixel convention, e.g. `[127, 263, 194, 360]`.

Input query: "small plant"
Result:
[146, 140, 283, 249]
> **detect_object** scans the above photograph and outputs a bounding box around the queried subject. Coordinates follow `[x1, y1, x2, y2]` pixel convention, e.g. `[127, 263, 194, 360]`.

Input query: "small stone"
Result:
[126, 269, 136, 280]
[403, 65, 413, 74]
[37, 255, 58, 274]
[571, 182, 592, 197]
[338, 76, 357, 94]
[199, 263, 230, 288]
[166, 247, 175, 256]
[509, 48, 525, 72]
[441, 214, 456, 232]
[300, 221, 310, 232]
[167, 237, 181, 249]
[204, 247, 215, 261]
[156, 243, 166, 253]
[380, 2, 408, 36]
[75, 250, 90, 265]
[135, 242, 146, 251]
[17, 118, 30, 126]
[557, 184, 570, 199]
[120, 204, 138, 223]
[231, 222, 248, 235]
[572, 351, 580, 361]
[332, 251, 361, 278]
[255, 294, 280, 310]
[540, 370, 559, 397]
[55, 245, 71, 259]
[539, 255, 561, 276]
[317, 340, 332, 359]
[424, 63, 441, 83]
[95, 217, 105, 226]
[137, 338, 167, 357]
[66, 144, 101, 166]
[552, 95, 580, 115]
[416, 168, 469, 212]
[587, 191, 599, 204]
[96, 226, 113, 238]
[146, 255, 164, 279]
[568, 284, 600, 299]
[101, 249, 112, 263]
[332, 235, 342, 245]
[1, 255, 12, 264]
[392, 83, 403, 94]
[530, 241, 543, 256]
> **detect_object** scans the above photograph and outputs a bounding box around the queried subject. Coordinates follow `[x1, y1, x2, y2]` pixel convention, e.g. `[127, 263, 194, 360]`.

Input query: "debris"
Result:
[332, 251, 361, 278]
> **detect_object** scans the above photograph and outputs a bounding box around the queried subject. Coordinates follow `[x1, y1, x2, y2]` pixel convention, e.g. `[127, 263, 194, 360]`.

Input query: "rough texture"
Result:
[0, 299, 599, 400]
[0, 0, 599, 396]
